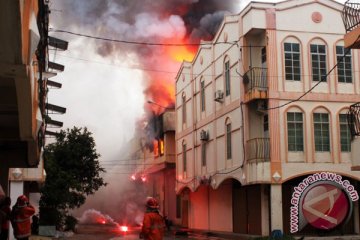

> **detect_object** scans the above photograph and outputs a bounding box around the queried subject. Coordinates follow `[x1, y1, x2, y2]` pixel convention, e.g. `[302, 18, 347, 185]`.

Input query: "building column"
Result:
[261, 185, 270, 236]
[270, 184, 283, 232]
[354, 198, 360, 234]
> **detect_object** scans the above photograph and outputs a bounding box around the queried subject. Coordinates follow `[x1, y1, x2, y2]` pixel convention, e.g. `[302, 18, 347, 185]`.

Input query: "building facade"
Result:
[132, 110, 178, 224]
[175, 0, 360, 236]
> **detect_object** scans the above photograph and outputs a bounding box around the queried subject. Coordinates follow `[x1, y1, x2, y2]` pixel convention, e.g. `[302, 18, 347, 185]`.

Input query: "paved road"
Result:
[61, 224, 227, 240]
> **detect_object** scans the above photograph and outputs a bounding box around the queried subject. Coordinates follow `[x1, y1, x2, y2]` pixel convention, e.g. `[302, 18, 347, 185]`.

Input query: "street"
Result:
[61, 224, 232, 240]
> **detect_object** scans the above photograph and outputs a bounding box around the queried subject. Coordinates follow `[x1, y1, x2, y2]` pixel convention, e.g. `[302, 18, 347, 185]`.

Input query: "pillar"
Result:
[270, 184, 283, 232]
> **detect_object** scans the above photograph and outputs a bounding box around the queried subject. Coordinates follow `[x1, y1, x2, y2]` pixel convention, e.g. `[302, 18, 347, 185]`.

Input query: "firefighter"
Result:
[0, 197, 11, 240]
[140, 197, 165, 240]
[10, 195, 35, 240]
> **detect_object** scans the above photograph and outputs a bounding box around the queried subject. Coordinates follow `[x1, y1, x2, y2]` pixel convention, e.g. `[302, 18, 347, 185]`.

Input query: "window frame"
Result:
[200, 80, 205, 112]
[226, 122, 232, 160]
[339, 113, 351, 152]
[287, 112, 304, 151]
[310, 44, 327, 82]
[313, 112, 330, 152]
[225, 60, 231, 96]
[284, 42, 301, 81]
[336, 45, 352, 83]
[182, 143, 187, 172]
[201, 142, 206, 167]
[182, 94, 186, 124]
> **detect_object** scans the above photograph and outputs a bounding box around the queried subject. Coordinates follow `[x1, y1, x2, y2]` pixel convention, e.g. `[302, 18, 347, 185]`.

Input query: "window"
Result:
[287, 112, 304, 151]
[225, 61, 230, 96]
[182, 95, 186, 124]
[313, 113, 330, 151]
[264, 114, 269, 132]
[336, 46, 352, 83]
[201, 143, 206, 167]
[226, 122, 232, 159]
[182, 143, 187, 172]
[284, 43, 301, 81]
[200, 81, 205, 112]
[339, 114, 351, 152]
[310, 44, 327, 82]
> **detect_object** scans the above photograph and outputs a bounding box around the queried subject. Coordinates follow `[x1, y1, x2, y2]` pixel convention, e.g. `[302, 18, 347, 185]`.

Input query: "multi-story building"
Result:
[0, 0, 67, 209]
[132, 109, 178, 224]
[175, 0, 360, 236]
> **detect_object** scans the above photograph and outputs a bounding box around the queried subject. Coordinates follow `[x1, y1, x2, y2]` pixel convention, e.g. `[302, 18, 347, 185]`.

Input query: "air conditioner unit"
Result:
[257, 100, 267, 113]
[214, 90, 224, 102]
[200, 130, 209, 141]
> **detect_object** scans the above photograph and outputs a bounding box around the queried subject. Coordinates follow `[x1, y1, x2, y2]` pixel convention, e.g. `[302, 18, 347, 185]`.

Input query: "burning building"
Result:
[131, 108, 177, 223]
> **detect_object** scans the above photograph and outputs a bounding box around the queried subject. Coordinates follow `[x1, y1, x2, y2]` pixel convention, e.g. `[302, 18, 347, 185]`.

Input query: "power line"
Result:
[50, 29, 238, 46]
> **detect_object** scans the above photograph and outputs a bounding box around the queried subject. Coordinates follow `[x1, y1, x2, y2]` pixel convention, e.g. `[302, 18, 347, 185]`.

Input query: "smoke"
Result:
[50, 0, 240, 224]
[78, 209, 117, 225]
[51, 0, 241, 114]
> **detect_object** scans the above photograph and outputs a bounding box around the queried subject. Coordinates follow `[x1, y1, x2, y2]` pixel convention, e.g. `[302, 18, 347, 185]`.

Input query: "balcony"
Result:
[243, 67, 268, 103]
[342, 1, 360, 48]
[246, 138, 270, 163]
[348, 102, 360, 170]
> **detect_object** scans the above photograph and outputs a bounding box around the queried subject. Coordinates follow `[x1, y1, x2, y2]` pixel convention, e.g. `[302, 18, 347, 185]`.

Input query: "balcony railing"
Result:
[246, 138, 270, 162]
[348, 102, 360, 137]
[243, 67, 267, 92]
[342, 1, 360, 32]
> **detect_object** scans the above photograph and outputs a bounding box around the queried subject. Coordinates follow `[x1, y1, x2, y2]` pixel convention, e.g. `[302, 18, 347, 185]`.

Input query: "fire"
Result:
[165, 38, 196, 62]
[120, 225, 128, 232]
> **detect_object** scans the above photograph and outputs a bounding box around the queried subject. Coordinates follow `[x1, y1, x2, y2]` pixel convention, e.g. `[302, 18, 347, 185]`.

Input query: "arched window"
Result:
[200, 79, 205, 112]
[226, 118, 232, 159]
[313, 109, 330, 151]
[310, 39, 327, 82]
[339, 110, 351, 152]
[224, 57, 231, 96]
[182, 93, 186, 124]
[336, 42, 352, 83]
[283, 37, 301, 81]
[182, 141, 187, 172]
[286, 108, 304, 151]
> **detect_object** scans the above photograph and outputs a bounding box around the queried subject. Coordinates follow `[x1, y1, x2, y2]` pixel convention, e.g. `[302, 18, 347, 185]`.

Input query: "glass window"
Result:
[284, 43, 301, 81]
[201, 81, 205, 112]
[313, 113, 330, 151]
[226, 123, 232, 159]
[183, 143, 187, 172]
[339, 114, 351, 152]
[287, 112, 304, 151]
[182, 95, 186, 124]
[201, 143, 206, 167]
[310, 44, 327, 82]
[336, 46, 352, 83]
[225, 61, 231, 96]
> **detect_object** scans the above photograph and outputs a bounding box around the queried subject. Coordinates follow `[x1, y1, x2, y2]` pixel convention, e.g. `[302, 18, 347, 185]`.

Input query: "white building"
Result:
[175, 0, 360, 236]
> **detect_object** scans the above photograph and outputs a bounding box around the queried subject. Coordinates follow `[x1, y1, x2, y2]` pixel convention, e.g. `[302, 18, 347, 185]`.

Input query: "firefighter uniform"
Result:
[11, 195, 35, 240]
[141, 197, 165, 240]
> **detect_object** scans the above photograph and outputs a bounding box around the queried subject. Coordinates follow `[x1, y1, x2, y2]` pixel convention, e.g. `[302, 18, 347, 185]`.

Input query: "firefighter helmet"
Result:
[17, 195, 28, 206]
[146, 197, 159, 209]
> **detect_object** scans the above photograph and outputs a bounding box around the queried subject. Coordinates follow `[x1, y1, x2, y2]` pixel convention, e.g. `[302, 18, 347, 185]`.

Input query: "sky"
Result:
[48, 0, 346, 165]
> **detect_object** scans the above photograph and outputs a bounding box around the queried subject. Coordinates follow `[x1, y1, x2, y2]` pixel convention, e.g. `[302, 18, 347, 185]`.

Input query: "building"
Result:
[132, 109, 178, 224]
[343, 0, 360, 171]
[0, 0, 67, 210]
[175, 0, 360, 236]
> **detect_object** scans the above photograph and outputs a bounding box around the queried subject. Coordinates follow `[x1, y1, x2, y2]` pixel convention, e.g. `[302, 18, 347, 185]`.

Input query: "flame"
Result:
[159, 139, 164, 156]
[165, 38, 196, 62]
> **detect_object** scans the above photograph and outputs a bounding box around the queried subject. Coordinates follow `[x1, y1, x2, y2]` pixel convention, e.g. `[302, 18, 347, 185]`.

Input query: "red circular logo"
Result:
[301, 184, 349, 230]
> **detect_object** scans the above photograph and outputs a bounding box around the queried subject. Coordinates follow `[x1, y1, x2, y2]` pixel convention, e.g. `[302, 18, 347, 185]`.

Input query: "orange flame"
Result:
[165, 38, 196, 62]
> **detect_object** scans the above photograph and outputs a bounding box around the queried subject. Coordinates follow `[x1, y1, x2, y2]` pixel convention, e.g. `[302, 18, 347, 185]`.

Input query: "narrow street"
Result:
[60, 224, 235, 240]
